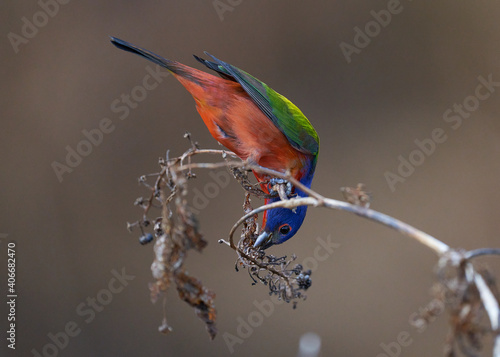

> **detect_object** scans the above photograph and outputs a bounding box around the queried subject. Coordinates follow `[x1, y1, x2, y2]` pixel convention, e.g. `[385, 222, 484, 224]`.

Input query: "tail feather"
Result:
[110, 37, 196, 79]
[110, 37, 175, 69]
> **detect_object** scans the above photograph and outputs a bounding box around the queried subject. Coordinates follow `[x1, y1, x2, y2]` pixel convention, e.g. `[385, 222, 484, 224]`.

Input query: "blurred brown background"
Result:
[1, 1, 500, 356]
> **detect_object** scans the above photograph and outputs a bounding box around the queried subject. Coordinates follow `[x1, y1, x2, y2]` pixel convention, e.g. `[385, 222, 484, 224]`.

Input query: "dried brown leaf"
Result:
[175, 271, 217, 340]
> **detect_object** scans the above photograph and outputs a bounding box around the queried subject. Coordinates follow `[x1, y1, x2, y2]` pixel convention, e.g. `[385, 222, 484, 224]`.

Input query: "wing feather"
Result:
[195, 53, 319, 156]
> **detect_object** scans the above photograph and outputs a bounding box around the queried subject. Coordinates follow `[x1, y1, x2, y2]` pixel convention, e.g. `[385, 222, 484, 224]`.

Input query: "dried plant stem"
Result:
[466, 248, 500, 260]
[177, 156, 500, 356]
[142, 148, 238, 217]
[136, 142, 500, 354]
[179, 160, 449, 255]
[227, 196, 450, 255]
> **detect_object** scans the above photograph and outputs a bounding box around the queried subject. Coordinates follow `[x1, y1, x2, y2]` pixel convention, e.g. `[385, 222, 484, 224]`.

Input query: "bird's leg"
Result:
[267, 178, 293, 201]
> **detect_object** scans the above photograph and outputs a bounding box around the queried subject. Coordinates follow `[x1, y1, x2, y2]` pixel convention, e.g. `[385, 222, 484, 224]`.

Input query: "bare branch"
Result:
[466, 248, 500, 260]
[130, 138, 500, 355]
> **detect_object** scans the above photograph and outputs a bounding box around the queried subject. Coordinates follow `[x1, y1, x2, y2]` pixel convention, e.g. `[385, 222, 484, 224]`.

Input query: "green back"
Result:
[196, 53, 319, 157]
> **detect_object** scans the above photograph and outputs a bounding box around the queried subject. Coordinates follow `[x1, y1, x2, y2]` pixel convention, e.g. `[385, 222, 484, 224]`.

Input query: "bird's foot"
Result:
[267, 178, 292, 201]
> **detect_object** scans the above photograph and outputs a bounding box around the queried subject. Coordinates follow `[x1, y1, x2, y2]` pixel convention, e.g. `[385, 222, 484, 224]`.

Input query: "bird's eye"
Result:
[279, 224, 291, 235]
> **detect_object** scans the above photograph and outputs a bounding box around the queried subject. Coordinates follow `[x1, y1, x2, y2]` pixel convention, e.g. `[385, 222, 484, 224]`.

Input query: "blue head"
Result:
[253, 197, 309, 250]
[253, 159, 316, 250]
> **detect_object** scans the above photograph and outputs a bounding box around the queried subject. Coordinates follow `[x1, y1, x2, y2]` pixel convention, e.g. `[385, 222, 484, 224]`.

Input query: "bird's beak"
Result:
[254, 231, 273, 249]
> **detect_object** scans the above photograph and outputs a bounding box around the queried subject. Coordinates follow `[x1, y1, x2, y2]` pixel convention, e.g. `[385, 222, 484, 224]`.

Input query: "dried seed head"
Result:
[139, 233, 154, 245]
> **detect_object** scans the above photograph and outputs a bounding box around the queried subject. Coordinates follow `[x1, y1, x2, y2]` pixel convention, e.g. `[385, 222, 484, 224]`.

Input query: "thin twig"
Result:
[465, 248, 500, 260]
[226, 196, 449, 255]
[176, 159, 450, 254]
[140, 141, 500, 354]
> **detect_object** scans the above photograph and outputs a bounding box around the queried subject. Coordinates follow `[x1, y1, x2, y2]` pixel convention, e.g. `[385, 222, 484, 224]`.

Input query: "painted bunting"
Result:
[110, 37, 319, 249]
